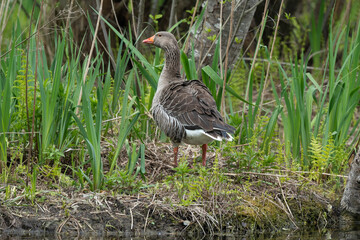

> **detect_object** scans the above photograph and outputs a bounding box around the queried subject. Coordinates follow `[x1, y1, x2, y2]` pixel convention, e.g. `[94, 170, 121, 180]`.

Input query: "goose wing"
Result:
[159, 80, 235, 134]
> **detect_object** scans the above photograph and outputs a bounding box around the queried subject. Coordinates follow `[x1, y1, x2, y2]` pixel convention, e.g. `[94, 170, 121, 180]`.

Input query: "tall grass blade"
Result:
[0, 42, 16, 169]
[38, 37, 65, 162]
[110, 70, 139, 174]
[112, 41, 130, 112]
[202, 66, 249, 104]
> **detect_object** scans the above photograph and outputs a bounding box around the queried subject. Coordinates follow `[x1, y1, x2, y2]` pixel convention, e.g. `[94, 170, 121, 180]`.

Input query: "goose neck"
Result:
[163, 45, 181, 78]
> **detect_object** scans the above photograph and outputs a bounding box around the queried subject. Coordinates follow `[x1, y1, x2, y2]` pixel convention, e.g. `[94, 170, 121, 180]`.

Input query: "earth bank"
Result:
[0, 173, 342, 238]
[0, 144, 346, 238]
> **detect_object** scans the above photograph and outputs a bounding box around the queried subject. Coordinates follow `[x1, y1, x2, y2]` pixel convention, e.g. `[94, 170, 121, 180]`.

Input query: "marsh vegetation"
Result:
[0, 0, 359, 238]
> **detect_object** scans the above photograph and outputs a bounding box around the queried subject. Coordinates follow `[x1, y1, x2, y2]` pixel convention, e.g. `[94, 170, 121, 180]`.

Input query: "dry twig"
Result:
[277, 176, 298, 229]
[183, 0, 200, 53]
[259, 0, 284, 112]
[76, 0, 104, 115]
[221, 0, 236, 116]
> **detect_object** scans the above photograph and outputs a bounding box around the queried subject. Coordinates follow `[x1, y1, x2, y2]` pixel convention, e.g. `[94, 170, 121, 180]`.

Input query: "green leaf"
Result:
[202, 66, 250, 104]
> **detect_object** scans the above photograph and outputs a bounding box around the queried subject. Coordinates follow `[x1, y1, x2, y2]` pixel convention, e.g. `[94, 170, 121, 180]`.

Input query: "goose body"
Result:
[143, 32, 235, 166]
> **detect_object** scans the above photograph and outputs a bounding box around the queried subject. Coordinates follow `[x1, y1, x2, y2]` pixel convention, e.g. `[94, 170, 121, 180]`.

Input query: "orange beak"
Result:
[143, 35, 155, 44]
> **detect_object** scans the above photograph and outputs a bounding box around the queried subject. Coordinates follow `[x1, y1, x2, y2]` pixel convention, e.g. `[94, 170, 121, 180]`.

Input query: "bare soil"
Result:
[0, 142, 344, 238]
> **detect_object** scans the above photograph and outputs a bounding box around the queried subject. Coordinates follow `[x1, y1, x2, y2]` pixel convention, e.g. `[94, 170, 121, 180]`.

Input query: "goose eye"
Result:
[158, 34, 162, 37]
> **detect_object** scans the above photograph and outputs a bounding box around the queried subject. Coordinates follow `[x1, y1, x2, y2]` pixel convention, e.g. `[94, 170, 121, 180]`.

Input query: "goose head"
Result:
[143, 31, 178, 50]
[143, 31, 181, 79]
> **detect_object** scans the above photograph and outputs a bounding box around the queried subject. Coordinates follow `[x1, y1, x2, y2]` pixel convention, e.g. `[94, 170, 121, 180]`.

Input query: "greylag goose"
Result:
[143, 31, 235, 166]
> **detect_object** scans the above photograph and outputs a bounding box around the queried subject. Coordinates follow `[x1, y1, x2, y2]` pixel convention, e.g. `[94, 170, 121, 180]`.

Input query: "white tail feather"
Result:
[183, 128, 233, 145]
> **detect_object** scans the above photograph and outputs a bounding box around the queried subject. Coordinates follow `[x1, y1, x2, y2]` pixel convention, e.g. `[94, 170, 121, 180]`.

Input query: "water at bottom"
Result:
[3, 229, 360, 240]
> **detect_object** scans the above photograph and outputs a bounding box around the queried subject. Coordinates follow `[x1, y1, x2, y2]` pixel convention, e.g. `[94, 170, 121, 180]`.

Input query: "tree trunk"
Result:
[340, 149, 360, 229]
[341, 151, 360, 215]
[190, 0, 259, 71]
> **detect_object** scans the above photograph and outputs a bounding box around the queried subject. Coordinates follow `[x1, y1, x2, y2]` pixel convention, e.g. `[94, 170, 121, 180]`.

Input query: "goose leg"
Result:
[201, 144, 207, 166]
[173, 147, 179, 166]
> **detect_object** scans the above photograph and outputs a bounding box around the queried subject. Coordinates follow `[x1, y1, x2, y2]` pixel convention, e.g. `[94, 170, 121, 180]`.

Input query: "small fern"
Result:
[13, 50, 37, 131]
[307, 134, 349, 182]
[309, 136, 328, 182]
